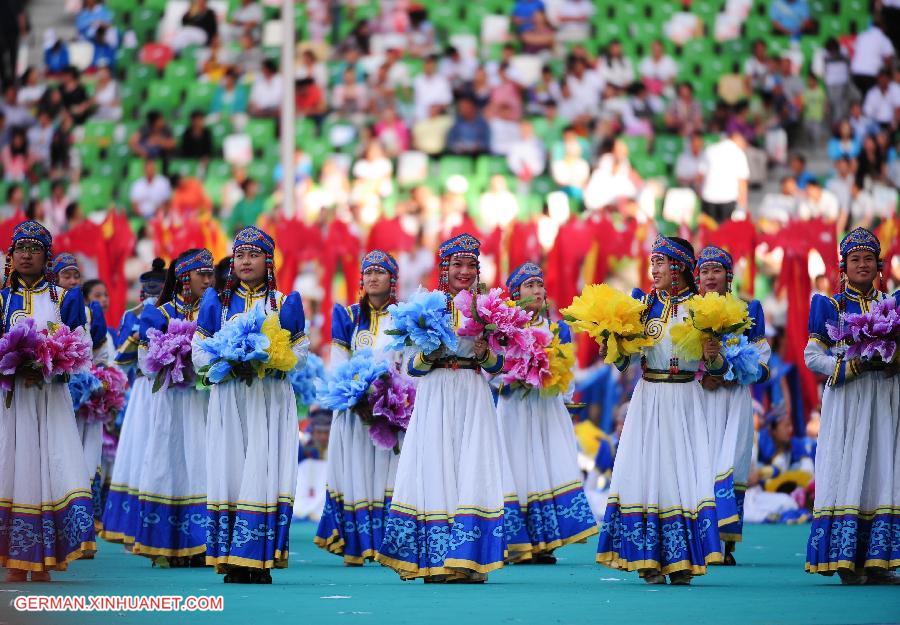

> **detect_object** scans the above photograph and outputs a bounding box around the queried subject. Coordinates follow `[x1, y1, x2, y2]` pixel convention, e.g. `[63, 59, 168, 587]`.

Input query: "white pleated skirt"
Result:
[596, 378, 723, 575]
[376, 368, 506, 580]
[314, 408, 400, 564]
[0, 380, 96, 571]
[806, 371, 900, 574]
[205, 376, 298, 572]
[100, 376, 153, 545]
[497, 391, 598, 559]
[132, 386, 209, 558]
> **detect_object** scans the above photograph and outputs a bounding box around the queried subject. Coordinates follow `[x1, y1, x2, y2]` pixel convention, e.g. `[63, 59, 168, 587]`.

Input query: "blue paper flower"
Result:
[199, 303, 271, 383]
[386, 288, 458, 354]
[289, 352, 325, 406]
[723, 333, 761, 386]
[318, 348, 390, 411]
[69, 371, 102, 412]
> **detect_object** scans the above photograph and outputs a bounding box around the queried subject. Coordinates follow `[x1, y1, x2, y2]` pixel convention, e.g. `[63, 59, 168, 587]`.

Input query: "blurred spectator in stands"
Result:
[345, 22, 372, 56]
[487, 44, 525, 87]
[777, 57, 804, 108]
[698, 131, 749, 222]
[248, 59, 283, 119]
[664, 82, 704, 136]
[230, 0, 263, 42]
[769, 0, 814, 38]
[0, 185, 24, 221]
[555, 0, 594, 43]
[726, 100, 758, 144]
[827, 119, 861, 161]
[0, 112, 5, 151]
[407, 5, 436, 58]
[822, 37, 853, 126]
[180, 110, 214, 160]
[798, 178, 840, 222]
[855, 133, 886, 188]
[487, 65, 524, 122]
[599, 40, 634, 91]
[382, 47, 411, 99]
[851, 18, 894, 96]
[862, 69, 900, 129]
[440, 47, 478, 94]
[848, 100, 877, 143]
[511, 0, 546, 34]
[37, 86, 63, 120]
[296, 49, 327, 90]
[60, 67, 91, 125]
[43, 32, 70, 79]
[528, 65, 562, 115]
[49, 110, 74, 174]
[413, 55, 453, 122]
[130, 159, 172, 219]
[479, 175, 519, 230]
[744, 39, 770, 94]
[295, 77, 327, 123]
[368, 63, 398, 115]
[198, 35, 228, 82]
[639, 40, 678, 102]
[446, 96, 490, 156]
[76, 0, 115, 44]
[521, 10, 556, 55]
[826, 156, 854, 214]
[332, 67, 368, 122]
[1, 128, 29, 182]
[90, 24, 117, 71]
[802, 73, 826, 144]
[174, 0, 218, 50]
[26, 109, 53, 172]
[461, 66, 493, 111]
[211, 68, 249, 120]
[89, 66, 121, 121]
[771, 80, 800, 141]
[507, 120, 546, 184]
[848, 179, 876, 228]
[374, 106, 410, 158]
[584, 138, 640, 212]
[17, 68, 45, 111]
[129, 110, 176, 161]
[228, 179, 263, 233]
[888, 133, 900, 187]
[172, 173, 213, 216]
[234, 31, 265, 76]
[412, 103, 452, 155]
[220, 165, 248, 219]
[0, 0, 26, 88]
[675, 132, 705, 190]
[2, 84, 34, 130]
[42, 180, 70, 235]
[564, 56, 603, 120]
[319, 157, 350, 207]
[352, 140, 394, 199]
[788, 153, 814, 189]
[550, 127, 590, 201]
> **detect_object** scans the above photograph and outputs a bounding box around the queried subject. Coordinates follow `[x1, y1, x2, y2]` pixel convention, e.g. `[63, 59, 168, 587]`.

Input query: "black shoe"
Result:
[224, 567, 253, 584]
[533, 554, 557, 565]
[723, 551, 737, 566]
[250, 569, 272, 584]
[189, 554, 208, 568]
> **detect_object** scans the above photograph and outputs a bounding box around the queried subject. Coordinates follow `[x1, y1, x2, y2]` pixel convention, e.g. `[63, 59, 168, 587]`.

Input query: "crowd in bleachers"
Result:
[0, 2, 898, 498]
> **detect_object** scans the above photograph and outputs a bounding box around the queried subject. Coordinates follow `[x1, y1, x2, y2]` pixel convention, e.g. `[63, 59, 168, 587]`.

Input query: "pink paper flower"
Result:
[40, 324, 92, 378]
[454, 288, 533, 356]
[501, 326, 553, 387]
[82, 364, 128, 424]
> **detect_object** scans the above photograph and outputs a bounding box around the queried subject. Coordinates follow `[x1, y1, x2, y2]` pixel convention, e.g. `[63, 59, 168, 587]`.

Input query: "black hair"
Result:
[159, 248, 202, 306]
[6, 185, 20, 202]
[667, 236, 698, 293]
[65, 201, 80, 221]
[24, 199, 39, 220]
[82, 278, 105, 300]
[214, 256, 232, 293]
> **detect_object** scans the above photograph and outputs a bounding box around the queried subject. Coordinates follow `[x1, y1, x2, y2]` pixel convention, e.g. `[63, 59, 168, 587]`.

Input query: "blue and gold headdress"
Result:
[51, 252, 79, 276]
[232, 226, 275, 256]
[5, 221, 57, 300]
[839, 227, 881, 261]
[361, 250, 399, 275]
[696, 246, 734, 283]
[175, 248, 214, 278]
[506, 262, 543, 300]
[651, 235, 695, 271]
[439, 233, 481, 259]
[224, 227, 278, 316]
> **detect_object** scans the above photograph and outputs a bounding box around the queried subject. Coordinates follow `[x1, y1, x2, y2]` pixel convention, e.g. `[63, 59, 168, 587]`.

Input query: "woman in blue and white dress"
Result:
[132, 249, 215, 567]
[596, 236, 725, 585]
[497, 262, 597, 564]
[315, 250, 403, 565]
[376, 233, 507, 583]
[192, 226, 308, 584]
[804, 228, 899, 585]
[53, 252, 114, 532]
[0, 221, 95, 582]
[100, 260, 167, 547]
[695, 246, 771, 564]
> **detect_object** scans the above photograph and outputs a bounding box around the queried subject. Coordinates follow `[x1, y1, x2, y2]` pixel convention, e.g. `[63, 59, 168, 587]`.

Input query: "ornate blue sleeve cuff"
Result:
[480, 350, 503, 374]
[407, 352, 433, 377]
[705, 355, 728, 377]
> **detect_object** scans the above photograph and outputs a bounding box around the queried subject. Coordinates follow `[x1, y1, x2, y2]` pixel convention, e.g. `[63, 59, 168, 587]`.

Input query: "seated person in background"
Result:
[248, 59, 282, 118]
[210, 68, 249, 119]
[180, 110, 214, 160]
[412, 103, 453, 155]
[664, 82, 704, 136]
[675, 132, 705, 190]
[129, 110, 176, 160]
[797, 178, 841, 223]
[769, 0, 815, 38]
[446, 96, 491, 156]
[788, 152, 815, 189]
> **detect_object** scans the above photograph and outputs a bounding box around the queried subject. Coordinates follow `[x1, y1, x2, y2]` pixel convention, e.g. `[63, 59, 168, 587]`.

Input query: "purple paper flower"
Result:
[39, 324, 92, 378]
[826, 297, 900, 362]
[0, 318, 41, 390]
[369, 371, 416, 430]
[82, 364, 128, 424]
[368, 417, 400, 451]
[145, 319, 197, 391]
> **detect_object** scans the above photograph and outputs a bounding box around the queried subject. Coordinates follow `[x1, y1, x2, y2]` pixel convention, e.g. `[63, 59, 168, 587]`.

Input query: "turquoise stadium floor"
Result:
[1, 522, 898, 625]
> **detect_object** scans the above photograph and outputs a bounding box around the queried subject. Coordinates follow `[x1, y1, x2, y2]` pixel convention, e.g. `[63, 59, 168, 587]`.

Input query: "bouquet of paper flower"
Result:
[670, 292, 752, 361]
[454, 287, 533, 355]
[502, 323, 575, 397]
[81, 364, 129, 424]
[145, 319, 197, 392]
[0, 318, 93, 407]
[289, 352, 325, 407]
[561, 284, 654, 364]
[318, 348, 415, 452]
[198, 303, 299, 385]
[386, 288, 458, 355]
[721, 334, 761, 385]
[69, 371, 103, 413]
[827, 297, 900, 362]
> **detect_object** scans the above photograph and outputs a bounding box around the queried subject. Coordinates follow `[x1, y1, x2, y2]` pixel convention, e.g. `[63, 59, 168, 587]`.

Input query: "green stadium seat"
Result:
[247, 160, 274, 190]
[83, 120, 117, 147]
[80, 177, 114, 213]
[245, 118, 277, 151]
[621, 135, 649, 157]
[163, 59, 196, 90]
[106, 0, 138, 13]
[439, 155, 473, 184]
[654, 135, 684, 164]
[475, 155, 509, 182]
[183, 82, 216, 113]
[634, 156, 667, 180]
[208, 120, 232, 151]
[531, 175, 555, 197]
[131, 8, 162, 43]
[126, 63, 158, 86]
[169, 159, 200, 178]
[206, 159, 232, 180]
[202, 177, 227, 207]
[92, 160, 123, 179]
[143, 81, 182, 116]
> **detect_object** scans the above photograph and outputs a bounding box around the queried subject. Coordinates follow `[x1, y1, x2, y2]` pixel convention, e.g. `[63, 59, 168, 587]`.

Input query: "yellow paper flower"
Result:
[561, 283, 654, 364]
[542, 324, 575, 397]
[259, 313, 298, 378]
[669, 320, 705, 361]
[669, 293, 752, 361]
